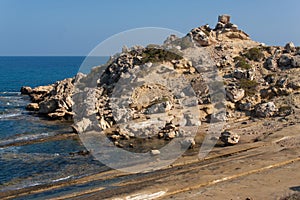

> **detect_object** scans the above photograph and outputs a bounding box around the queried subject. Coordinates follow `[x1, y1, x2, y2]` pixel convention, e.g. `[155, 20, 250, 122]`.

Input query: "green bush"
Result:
[239, 78, 259, 96]
[244, 47, 264, 62]
[131, 47, 183, 64]
[234, 56, 252, 70]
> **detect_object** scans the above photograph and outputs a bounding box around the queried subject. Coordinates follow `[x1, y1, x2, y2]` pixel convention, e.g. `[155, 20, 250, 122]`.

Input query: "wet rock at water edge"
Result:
[20, 86, 32, 95]
[26, 103, 39, 111]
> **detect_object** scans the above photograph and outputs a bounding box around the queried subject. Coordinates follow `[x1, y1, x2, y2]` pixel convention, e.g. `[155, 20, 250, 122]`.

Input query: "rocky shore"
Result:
[21, 15, 300, 149]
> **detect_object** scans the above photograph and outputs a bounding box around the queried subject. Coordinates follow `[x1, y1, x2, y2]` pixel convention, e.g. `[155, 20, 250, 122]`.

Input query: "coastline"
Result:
[3, 15, 300, 199]
[2, 119, 300, 199]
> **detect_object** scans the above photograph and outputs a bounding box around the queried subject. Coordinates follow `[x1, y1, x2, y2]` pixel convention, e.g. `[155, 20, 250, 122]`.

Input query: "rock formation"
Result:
[21, 15, 300, 150]
[21, 78, 75, 120]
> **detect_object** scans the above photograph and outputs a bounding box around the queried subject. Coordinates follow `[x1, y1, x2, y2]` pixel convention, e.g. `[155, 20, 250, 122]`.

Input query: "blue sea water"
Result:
[0, 56, 81, 92]
[0, 56, 108, 193]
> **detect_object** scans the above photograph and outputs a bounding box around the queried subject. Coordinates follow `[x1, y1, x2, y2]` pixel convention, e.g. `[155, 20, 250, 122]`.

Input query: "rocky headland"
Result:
[21, 15, 300, 149]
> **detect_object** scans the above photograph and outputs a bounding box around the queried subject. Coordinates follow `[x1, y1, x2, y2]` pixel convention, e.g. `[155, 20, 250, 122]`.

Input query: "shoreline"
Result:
[2, 119, 300, 199]
[3, 121, 300, 199]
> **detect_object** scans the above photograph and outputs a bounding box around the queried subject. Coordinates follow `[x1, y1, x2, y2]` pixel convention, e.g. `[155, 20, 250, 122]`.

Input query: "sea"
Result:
[0, 56, 109, 197]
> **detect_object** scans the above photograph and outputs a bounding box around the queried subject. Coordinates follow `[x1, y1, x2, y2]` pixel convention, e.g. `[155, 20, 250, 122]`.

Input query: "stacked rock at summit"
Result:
[187, 14, 250, 47]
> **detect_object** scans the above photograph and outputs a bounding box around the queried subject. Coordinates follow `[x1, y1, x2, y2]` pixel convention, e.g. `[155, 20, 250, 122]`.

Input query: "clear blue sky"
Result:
[0, 0, 300, 56]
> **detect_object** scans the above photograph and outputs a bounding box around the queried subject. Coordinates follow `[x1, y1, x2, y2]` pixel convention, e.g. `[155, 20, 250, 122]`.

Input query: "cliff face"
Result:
[21, 15, 300, 147]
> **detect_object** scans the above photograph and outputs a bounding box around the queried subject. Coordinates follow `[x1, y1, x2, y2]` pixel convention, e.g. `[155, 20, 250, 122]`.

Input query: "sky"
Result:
[0, 0, 300, 56]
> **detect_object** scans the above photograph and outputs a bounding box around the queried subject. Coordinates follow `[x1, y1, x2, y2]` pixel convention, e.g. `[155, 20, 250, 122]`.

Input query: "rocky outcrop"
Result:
[21, 15, 300, 151]
[22, 78, 75, 120]
[187, 15, 250, 48]
[20, 86, 32, 95]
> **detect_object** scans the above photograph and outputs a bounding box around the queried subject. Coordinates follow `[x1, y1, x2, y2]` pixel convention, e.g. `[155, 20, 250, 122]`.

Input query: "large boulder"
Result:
[255, 102, 278, 118]
[188, 27, 213, 46]
[233, 68, 254, 80]
[20, 86, 32, 95]
[39, 99, 57, 114]
[26, 103, 39, 111]
[218, 14, 231, 24]
[265, 56, 278, 71]
[278, 54, 291, 67]
[285, 42, 296, 53]
[291, 55, 300, 68]
[220, 131, 240, 145]
[226, 87, 245, 103]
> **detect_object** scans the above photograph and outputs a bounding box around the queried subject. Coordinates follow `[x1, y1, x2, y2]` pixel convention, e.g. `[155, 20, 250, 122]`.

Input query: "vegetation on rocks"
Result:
[244, 47, 264, 61]
[239, 78, 259, 96]
[131, 47, 183, 65]
[234, 56, 252, 70]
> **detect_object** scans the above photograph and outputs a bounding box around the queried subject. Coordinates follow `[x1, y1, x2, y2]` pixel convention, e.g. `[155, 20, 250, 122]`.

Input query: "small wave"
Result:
[0, 113, 22, 119]
[52, 175, 73, 183]
[0, 96, 23, 100]
[0, 132, 53, 147]
[1, 175, 74, 192]
[0, 96, 28, 106]
[0, 92, 21, 97]
[26, 182, 43, 187]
